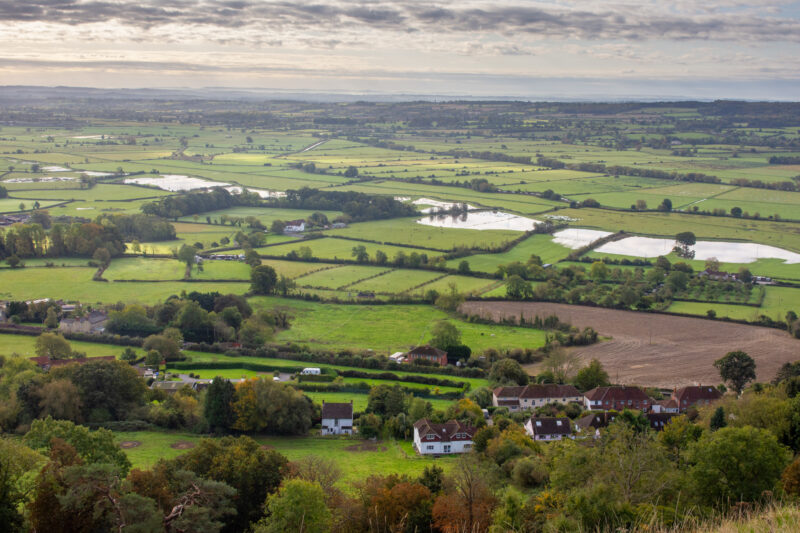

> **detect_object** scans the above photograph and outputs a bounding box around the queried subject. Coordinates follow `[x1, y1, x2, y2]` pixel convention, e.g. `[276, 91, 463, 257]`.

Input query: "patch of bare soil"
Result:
[461, 301, 800, 388]
[119, 441, 141, 449]
[170, 441, 196, 450]
[345, 442, 382, 452]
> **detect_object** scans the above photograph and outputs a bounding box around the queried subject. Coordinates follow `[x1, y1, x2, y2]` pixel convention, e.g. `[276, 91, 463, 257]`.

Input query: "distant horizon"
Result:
[1, 83, 799, 104]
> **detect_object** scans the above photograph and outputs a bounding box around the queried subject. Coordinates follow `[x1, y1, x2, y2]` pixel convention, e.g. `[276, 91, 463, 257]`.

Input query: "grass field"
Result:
[0, 332, 142, 358]
[115, 430, 457, 485]
[257, 237, 443, 262]
[447, 234, 573, 273]
[252, 296, 548, 352]
[0, 266, 249, 303]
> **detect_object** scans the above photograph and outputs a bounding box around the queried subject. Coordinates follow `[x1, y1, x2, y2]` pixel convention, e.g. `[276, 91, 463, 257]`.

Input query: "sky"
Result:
[0, 0, 799, 100]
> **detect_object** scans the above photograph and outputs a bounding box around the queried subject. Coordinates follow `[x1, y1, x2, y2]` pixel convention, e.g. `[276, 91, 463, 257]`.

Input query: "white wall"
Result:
[321, 417, 353, 435]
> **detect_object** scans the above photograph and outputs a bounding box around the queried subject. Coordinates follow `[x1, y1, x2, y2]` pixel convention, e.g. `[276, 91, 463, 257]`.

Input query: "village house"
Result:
[646, 413, 675, 431]
[524, 416, 573, 441]
[405, 345, 448, 366]
[321, 400, 354, 436]
[284, 219, 306, 233]
[58, 310, 108, 334]
[29, 355, 116, 371]
[583, 386, 651, 411]
[651, 398, 680, 414]
[576, 411, 617, 437]
[413, 419, 476, 455]
[672, 385, 722, 412]
[492, 383, 582, 412]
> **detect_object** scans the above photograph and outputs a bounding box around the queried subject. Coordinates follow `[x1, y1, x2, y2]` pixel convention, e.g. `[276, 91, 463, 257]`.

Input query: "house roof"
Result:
[520, 384, 581, 399]
[673, 385, 722, 405]
[87, 310, 108, 324]
[576, 412, 617, 430]
[321, 401, 353, 419]
[646, 413, 675, 429]
[413, 419, 476, 442]
[528, 417, 572, 436]
[285, 219, 305, 226]
[584, 386, 650, 403]
[493, 385, 526, 398]
[407, 345, 447, 357]
[656, 398, 679, 409]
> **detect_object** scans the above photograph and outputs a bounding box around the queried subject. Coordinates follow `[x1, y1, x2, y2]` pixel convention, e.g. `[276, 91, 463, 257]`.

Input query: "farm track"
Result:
[460, 301, 800, 388]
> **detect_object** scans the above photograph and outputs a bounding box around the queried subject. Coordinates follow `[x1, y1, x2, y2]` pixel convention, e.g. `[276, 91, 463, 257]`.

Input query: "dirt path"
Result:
[461, 301, 799, 388]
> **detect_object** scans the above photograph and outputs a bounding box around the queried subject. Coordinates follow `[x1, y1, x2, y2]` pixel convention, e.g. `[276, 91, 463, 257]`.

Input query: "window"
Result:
[556, 420, 562, 426]
[426, 445, 434, 450]
[443, 445, 451, 453]
[535, 421, 542, 427]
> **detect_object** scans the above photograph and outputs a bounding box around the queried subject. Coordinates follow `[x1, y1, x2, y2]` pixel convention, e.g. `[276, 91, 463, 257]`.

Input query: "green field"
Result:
[115, 430, 457, 485]
[253, 296, 548, 352]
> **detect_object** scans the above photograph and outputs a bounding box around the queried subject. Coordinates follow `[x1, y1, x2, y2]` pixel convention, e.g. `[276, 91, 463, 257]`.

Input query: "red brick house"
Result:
[405, 345, 448, 366]
[583, 386, 651, 411]
[672, 385, 722, 412]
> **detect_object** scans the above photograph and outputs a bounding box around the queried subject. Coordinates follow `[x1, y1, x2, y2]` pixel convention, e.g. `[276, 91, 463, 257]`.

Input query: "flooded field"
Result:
[596, 236, 800, 264]
[417, 210, 540, 231]
[552, 228, 612, 248]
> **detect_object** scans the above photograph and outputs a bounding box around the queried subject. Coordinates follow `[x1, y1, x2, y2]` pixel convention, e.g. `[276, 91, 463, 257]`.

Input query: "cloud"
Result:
[0, 0, 797, 43]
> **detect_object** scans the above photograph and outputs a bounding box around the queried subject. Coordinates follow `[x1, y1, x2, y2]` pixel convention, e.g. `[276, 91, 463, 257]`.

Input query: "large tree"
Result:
[204, 377, 236, 434]
[35, 333, 72, 360]
[488, 359, 529, 387]
[250, 265, 278, 295]
[255, 479, 331, 533]
[430, 320, 461, 351]
[689, 426, 791, 506]
[714, 350, 756, 394]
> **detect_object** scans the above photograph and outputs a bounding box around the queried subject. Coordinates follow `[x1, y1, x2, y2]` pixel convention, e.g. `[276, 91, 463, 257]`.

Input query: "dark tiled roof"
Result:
[493, 386, 526, 398]
[576, 412, 617, 430]
[413, 419, 476, 442]
[321, 401, 353, 419]
[674, 385, 721, 405]
[646, 413, 675, 430]
[520, 384, 581, 399]
[529, 417, 572, 436]
[584, 386, 650, 402]
[407, 345, 447, 357]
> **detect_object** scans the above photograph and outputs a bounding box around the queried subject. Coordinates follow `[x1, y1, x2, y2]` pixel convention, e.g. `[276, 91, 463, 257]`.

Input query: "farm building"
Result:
[58, 310, 108, 334]
[405, 345, 448, 366]
[493, 384, 582, 412]
[321, 400, 354, 436]
[672, 385, 722, 411]
[413, 419, 475, 455]
[284, 219, 306, 232]
[583, 386, 651, 411]
[525, 417, 573, 441]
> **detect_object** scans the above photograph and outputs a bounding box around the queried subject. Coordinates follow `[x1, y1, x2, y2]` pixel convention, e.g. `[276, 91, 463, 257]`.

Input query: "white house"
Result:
[321, 401, 354, 436]
[301, 367, 321, 375]
[413, 419, 476, 455]
[284, 219, 306, 233]
[524, 417, 573, 441]
[492, 384, 582, 412]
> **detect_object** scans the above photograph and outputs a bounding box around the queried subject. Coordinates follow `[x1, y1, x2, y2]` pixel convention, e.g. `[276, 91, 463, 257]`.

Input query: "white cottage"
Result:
[321, 401, 354, 436]
[413, 419, 476, 455]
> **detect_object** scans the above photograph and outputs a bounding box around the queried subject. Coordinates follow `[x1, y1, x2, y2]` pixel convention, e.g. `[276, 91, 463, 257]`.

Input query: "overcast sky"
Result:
[1, 0, 799, 100]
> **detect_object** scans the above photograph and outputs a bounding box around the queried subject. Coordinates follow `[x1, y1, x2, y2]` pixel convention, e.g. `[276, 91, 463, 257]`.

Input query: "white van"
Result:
[301, 367, 321, 375]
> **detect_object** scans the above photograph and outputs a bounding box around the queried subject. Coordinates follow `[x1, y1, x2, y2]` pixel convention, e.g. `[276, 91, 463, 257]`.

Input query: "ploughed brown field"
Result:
[461, 301, 800, 388]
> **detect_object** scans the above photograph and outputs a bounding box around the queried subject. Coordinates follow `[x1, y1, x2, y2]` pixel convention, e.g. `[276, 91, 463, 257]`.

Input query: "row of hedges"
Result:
[166, 360, 336, 376]
[290, 381, 464, 400]
[338, 369, 466, 389]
